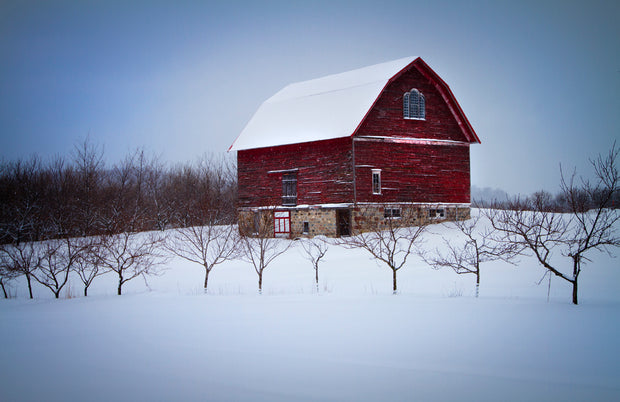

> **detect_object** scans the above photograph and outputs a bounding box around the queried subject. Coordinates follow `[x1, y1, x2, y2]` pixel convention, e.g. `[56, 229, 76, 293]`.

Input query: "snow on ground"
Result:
[1, 210, 619, 401]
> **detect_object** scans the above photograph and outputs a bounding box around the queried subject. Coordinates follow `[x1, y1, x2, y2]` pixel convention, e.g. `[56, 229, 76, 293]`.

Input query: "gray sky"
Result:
[1, 0, 618, 195]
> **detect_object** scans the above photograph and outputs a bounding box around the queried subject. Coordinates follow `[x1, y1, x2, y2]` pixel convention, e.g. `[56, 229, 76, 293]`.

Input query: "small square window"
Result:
[303, 221, 309, 234]
[428, 208, 445, 219]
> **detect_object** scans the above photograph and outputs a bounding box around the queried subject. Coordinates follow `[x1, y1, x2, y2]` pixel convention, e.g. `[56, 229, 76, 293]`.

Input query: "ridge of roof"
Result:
[267, 56, 416, 103]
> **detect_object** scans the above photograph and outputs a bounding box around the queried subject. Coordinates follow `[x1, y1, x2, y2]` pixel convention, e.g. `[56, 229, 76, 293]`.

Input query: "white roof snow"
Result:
[229, 56, 417, 151]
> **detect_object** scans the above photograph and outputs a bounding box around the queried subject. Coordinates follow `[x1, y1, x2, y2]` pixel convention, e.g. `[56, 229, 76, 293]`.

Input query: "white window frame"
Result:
[372, 169, 381, 195]
[403, 88, 426, 120]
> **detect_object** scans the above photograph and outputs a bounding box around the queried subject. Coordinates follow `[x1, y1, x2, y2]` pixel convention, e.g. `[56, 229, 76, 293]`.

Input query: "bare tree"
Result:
[73, 237, 109, 297]
[0, 241, 40, 299]
[0, 250, 20, 298]
[423, 211, 520, 297]
[96, 231, 165, 296]
[32, 237, 85, 299]
[560, 143, 620, 304]
[240, 211, 293, 293]
[165, 220, 239, 292]
[488, 145, 619, 305]
[95, 150, 167, 295]
[338, 205, 428, 294]
[486, 192, 570, 296]
[160, 153, 240, 292]
[299, 236, 329, 292]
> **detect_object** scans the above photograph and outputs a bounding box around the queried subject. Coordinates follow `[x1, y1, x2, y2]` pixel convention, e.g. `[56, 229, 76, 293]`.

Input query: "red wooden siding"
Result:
[355, 65, 467, 143]
[354, 140, 471, 204]
[237, 137, 353, 208]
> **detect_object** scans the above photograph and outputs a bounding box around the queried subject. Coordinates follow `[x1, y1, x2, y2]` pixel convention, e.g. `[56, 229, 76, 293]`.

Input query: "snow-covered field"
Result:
[1, 210, 619, 401]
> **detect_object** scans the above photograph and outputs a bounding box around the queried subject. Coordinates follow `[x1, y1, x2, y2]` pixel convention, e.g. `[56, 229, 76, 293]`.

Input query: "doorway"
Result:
[336, 209, 351, 237]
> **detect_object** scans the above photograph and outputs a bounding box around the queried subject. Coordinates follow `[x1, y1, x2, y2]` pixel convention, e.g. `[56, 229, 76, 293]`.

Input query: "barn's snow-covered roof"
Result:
[229, 56, 417, 151]
[229, 56, 480, 151]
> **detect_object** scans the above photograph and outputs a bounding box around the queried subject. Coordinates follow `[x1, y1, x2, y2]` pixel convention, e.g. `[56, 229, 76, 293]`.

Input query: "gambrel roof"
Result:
[229, 56, 479, 151]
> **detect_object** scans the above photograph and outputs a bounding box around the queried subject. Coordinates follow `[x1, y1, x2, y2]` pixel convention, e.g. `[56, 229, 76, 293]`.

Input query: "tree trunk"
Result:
[258, 271, 263, 294]
[392, 269, 397, 294]
[204, 266, 210, 292]
[547, 273, 552, 303]
[572, 256, 580, 305]
[84, 286, 88, 297]
[117, 272, 123, 296]
[26, 273, 33, 299]
[315, 267, 319, 292]
[475, 270, 480, 298]
[1, 279, 8, 299]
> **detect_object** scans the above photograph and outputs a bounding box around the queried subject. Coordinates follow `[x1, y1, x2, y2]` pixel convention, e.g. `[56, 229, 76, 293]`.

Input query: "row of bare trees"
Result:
[425, 144, 619, 304]
[0, 232, 165, 298]
[1, 140, 616, 304]
[0, 139, 237, 298]
[0, 213, 286, 298]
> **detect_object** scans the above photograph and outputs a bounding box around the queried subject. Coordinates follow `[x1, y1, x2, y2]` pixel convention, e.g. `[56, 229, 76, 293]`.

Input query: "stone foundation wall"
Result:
[446, 207, 471, 221]
[238, 209, 275, 237]
[290, 209, 337, 238]
[350, 205, 420, 233]
[351, 205, 470, 234]
[238, 205, 471, 238]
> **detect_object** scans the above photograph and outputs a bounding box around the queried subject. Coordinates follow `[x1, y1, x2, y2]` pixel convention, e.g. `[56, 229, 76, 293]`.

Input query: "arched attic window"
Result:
[403, 89, 425, 120]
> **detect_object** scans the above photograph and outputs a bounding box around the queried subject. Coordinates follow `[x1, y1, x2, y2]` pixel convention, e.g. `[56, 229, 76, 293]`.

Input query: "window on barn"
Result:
[282, 173, 297, 206]
[372, 169, 381, 195]
[384, 208, 401, 219]
[403, 89, 425, 120]
[428, 208, 445, 219]
[274, 210, 291, 236]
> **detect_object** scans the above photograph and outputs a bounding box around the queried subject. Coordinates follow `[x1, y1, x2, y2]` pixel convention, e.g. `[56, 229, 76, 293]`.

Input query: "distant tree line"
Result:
[472, 184, 620, 212]
[0, 139, 237, 244]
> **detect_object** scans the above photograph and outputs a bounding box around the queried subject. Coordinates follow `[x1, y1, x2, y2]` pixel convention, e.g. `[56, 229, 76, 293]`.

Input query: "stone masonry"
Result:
[239, 204, 470, 238]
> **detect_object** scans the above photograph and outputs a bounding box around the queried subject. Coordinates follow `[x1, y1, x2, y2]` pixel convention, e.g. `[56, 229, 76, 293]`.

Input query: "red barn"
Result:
[229, 56, 480, 237]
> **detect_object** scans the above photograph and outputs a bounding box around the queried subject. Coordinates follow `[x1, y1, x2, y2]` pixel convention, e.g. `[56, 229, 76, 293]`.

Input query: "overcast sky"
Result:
[1, 0, 618, 195]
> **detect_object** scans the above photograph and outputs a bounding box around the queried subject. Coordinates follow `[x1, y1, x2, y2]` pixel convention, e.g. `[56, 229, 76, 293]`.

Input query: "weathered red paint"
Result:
[237, 137, 353, 208]
[236, 58, 478, 208]
[354, 141, 471, 204]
